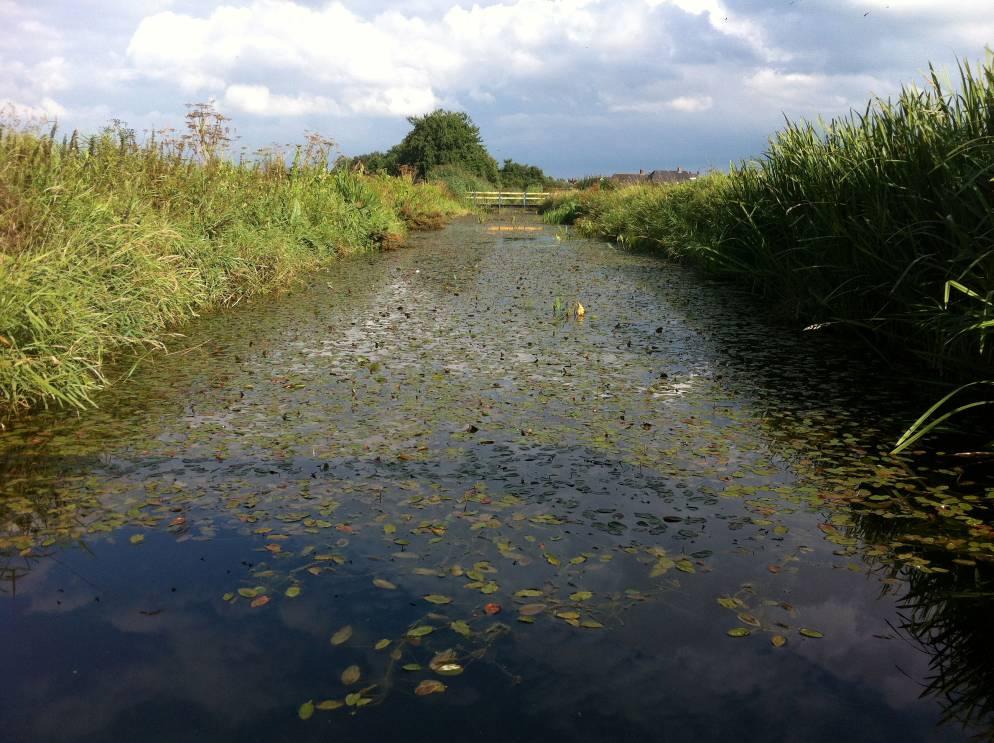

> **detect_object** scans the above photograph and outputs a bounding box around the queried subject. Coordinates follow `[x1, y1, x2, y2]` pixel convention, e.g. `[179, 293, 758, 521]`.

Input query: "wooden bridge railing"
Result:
[467, 191, 551, 208]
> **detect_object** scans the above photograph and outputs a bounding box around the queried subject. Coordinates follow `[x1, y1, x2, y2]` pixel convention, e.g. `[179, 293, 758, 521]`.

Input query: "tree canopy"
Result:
[353, 110, 560, 191]
[393, 110, 498, 183]
[498, 159, 557, 190]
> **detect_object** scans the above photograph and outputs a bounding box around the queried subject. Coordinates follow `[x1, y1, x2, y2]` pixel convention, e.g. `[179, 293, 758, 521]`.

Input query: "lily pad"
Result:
[514, 589, 544, 598]
[518, 603, 546, 616]
[423, 594, 453, 605]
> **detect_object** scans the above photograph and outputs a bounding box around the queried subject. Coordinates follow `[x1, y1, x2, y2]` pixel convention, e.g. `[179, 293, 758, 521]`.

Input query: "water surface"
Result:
[2, 217, 993, 742]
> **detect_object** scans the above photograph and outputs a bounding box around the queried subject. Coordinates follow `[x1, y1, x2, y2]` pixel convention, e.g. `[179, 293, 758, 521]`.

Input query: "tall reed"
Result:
[0, 108, 465, 419]
[543, 54, 994, 447]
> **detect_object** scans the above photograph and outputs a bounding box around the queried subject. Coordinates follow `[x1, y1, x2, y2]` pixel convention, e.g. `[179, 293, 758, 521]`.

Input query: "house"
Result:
[609, 167, 698, 185]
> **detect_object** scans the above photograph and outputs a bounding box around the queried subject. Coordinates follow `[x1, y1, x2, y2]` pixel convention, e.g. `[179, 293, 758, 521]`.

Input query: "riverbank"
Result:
[0, 122, 466, 419]
[543, 58, 994, 448]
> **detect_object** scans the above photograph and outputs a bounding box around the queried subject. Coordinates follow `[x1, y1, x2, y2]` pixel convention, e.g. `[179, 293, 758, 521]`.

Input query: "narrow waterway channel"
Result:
[2, 216, 992, 742]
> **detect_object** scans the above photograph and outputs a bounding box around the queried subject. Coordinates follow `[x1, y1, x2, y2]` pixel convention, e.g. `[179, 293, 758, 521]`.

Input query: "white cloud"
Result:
[609, 94, 714, 114]
[669, 95, 713, 112]
[120, 0, 785, 118]
[745, 68, 893, 113]
[1, 0, 990, 171]
[647, 0, 788, 62]
[224, 84, 342, 116]
[0, 97, 67, 124]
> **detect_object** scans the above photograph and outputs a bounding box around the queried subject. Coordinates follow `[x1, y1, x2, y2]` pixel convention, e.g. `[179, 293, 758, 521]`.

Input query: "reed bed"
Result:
[544, 56, 994, 448]
[0, 112, 465, 419]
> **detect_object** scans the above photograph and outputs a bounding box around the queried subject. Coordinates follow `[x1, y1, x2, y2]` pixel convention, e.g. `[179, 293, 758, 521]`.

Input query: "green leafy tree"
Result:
[499, 159, 551, 190]
[393, 110, 498, 183]
[352, 150, 400, 175]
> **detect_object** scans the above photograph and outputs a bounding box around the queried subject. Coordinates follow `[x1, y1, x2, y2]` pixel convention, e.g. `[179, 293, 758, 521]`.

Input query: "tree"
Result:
[352, 150, 400, 175]
[393, 110, 498, 183]
[499, 159, 549, 190]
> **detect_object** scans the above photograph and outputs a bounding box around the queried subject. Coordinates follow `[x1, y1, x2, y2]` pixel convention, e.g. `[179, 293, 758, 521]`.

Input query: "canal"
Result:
[1, 216, 991, 742]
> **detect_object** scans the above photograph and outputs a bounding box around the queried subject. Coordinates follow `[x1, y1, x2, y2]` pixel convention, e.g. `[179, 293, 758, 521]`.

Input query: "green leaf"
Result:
[450, 620, 472, 637]
[727, 627, 751, 638]
[650, 558, 674, 577]
[285, 585, 301, 598]
[374, 639, 391, 651]
[407, 625, 434, 638]
[514, 589, 543, 598]
[298, 700, 315, 720]
[423, 594, 452, 605]
[799, 628, 824, 638]
[373, 578, 397, 590]
[518, 603, 546, 616]
[569, 591, 593, 602]
[330, 625, 353, 646]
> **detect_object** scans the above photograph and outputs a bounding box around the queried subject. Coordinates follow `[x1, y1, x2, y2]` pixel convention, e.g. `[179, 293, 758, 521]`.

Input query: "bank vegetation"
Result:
[543, 56, 994, 450]
[0, 104, 466, 419]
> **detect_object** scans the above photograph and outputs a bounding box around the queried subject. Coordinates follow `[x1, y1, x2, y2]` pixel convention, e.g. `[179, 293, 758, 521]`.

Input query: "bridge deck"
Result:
[467, 191, 551, 208]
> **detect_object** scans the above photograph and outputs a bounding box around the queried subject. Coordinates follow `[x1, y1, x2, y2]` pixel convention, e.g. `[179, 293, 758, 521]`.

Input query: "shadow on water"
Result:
[849, 505, 994, 736]
[1, 216, 992, 742]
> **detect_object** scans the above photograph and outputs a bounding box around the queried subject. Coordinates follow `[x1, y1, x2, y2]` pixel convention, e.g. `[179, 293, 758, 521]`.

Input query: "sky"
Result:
[1, 0, 991, 177]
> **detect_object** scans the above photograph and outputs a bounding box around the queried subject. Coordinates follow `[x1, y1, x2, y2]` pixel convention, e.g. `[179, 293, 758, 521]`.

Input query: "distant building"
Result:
[608, 167, 698, 185]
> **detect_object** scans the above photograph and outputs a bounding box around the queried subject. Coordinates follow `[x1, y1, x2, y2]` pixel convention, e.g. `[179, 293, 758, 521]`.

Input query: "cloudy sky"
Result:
[1, 0, 991, 176]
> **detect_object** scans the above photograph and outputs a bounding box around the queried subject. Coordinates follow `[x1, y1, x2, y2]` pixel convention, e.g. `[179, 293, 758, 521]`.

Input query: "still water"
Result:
[2, 217, 992, 742]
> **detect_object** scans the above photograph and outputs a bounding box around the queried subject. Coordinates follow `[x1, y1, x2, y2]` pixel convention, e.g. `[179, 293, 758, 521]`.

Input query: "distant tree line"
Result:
[350, 109, 564, 193]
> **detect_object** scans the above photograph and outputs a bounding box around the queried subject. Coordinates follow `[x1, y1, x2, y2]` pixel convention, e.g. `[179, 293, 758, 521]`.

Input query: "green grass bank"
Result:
[0, 118, 466, 419]
[544, 57, 994, 449]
